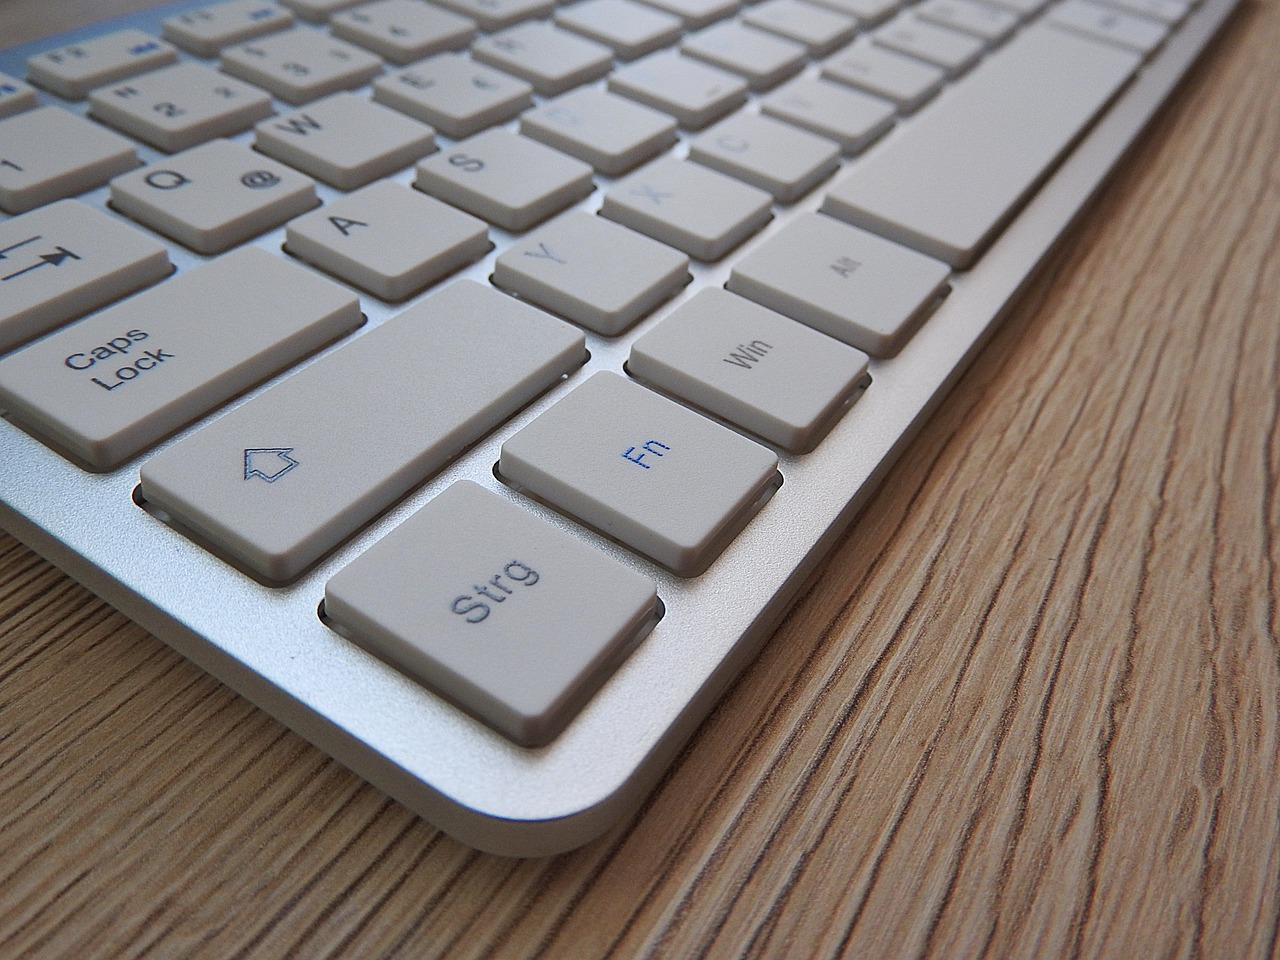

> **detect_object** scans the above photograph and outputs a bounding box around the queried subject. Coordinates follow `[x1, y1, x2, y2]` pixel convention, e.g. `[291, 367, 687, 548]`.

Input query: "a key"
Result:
[915, 0, 1019, 41]
[109, 139, 318, 254]
[138, 280, 586, 582]
[688, 112, 840, 202]
[519, 87, 677, 175]
[493, 210, 689, 334]
[742, 0, 858, 56]
[631, 0, 739, 28]
[472, 22, 613, 96]
[220, 29, 383, 104]
[278, 0, 365, 22]
[821, 23, 1141, 267]
[1093, 0, 1190, 25]
[87, 62, 274, 153]
[330, 0, 476, 64]
[808, 0, 901, 24]
[25, 30, 178, 101]
[430, 0, 555, 32]
[254, 92, 435, 190]
[162, 0, 296, 57]
[285, 180, 489, 299]
[628, 287, 869, 451]
[820, 38, 945, 111]
[0, 73, 39, 120]
[760, 76, 895, 154]
[727, 212, 950, 355]
[872, 14, 988, 75]
[0, 247, 361, 470]
[1047, 0, 1170, 53]
[500, 372, 779, 576]
[414, 129, 593, 232]
[554, 0, 683, 59]
[0, 107, 139, 215]
[972, 0, 1050, 16]
[600, 156, 773, 261]
[608, 50, 748, 129]
[681, 22, 807, 91]
[325, 480, 659, 746]
[373, 54, 533, 139]
[0, 200, 171, 354]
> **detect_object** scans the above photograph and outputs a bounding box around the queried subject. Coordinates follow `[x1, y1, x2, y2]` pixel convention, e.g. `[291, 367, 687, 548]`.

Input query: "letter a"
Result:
[329, 216, 369, 236]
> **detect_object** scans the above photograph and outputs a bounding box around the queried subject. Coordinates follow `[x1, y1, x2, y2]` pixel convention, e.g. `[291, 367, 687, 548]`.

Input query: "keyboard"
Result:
[0, 0, 1239, 855]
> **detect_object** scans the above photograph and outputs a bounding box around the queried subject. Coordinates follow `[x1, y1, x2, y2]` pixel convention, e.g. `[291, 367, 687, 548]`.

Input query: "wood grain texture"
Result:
[2, 0, 1278, 956]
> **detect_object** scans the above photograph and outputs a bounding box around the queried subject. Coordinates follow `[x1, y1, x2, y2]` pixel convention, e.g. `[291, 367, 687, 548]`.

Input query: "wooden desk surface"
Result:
[2, 1, 1277, 956]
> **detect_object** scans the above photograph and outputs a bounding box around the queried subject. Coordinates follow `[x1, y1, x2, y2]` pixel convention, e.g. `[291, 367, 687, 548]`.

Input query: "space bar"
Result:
[821, 23, 1143, 269]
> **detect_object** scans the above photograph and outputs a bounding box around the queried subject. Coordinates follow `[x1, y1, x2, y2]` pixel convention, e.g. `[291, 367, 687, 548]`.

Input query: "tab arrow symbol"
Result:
[1, 245, 81, 282]
[244, 447, 300, 483]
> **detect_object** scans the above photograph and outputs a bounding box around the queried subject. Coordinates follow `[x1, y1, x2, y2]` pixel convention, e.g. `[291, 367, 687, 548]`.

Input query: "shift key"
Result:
[140, 281, 587, 583]
[0, 247, 361, 470]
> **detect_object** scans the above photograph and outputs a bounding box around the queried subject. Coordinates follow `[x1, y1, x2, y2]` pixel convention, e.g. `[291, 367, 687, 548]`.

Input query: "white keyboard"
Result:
[0, 0, 1239, 854]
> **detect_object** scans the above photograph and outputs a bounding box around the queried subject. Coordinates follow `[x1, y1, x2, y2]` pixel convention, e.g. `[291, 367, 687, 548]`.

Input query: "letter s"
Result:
[451, 596, 489, 623]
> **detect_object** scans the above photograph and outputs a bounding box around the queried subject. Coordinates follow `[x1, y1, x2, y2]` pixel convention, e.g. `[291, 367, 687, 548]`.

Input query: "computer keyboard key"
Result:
[820, 38, 945, 111]
[0, 246, 361, 470]
[139, 280, 586, 582]
[109, 139, 318, 254]
[162, 0, 296, 57]
[872, 13, 988, 75]
[25, 29, 178, 100]
[285, 180, 489, 299]
[601, 156, 773, 261]
[472, 22, 613, 96]
[254, 92, 435, 190]
[554, 0, 683, 59]
[519, 88, 677, 176]
[501, 371, 778, 576]
[741, 0, 858, 56]
[688, 112, 840, 202]
[760, 76, 895, 154]
[493, 210, 689, 334]
[0, 200, 171, 354]
[608, 51, 748, 129]
[680, 22, 807, 91]
[727, 212, 950, 355]
[431, 0, 555, 31]
[0, 73, 39, 120]
[0, 107, 140, 214]
[632, 0, 740, 28]
[820, 23, 1141, 267]
[628, 287, 869, 451]
[414, 128, 594, 232]
[88, 62, 274, 153]
[915, 0, 1019, 40]
[325, 480, 659, 746]
[1047, 0, 1170, 53]
[279, 0, 365, 22]
[220, 29, 383, 104]
[373, 54, 533, 139]
[808, 0, 902, 25]
[330, 0, 477, 64]
[1093, 0, 1190, 25]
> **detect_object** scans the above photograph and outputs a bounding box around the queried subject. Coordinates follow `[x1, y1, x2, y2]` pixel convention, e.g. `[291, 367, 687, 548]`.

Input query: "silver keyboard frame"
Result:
[0, 0, 1241, 854]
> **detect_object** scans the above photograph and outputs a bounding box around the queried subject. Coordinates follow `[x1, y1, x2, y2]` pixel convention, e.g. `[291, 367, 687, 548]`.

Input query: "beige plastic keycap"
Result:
[0, 200, 171, 353]
[162, 0, 296, 57]
[1047, 0, 1170, 53]
[220, 29, 383, 104]
[681, 21, 807, 91]
[601, 156, 773, 261]
[414, 129, 594, 232]
[760, 76, 895, 154]
[472, 22, 613, 96]
[255, 92, 435, 189]
[139, 280, 586, 582]
[820, 38, 945, 111]
[330, 0, 476, 64]
[554, 0, 683, 59]
[810, 0, 901, 23]
[743, 0, 857, 54]
[88, 62, 274, 152]
[688, 112, 840, 202]
[325, 480, 659, 746]
[431, 0, 554, 31]
[0, 73, 39, 120]
[629, 287, 869, 451]
[109, 139, 318, 254]
[632, 0, 739, 28]
[279, 0, 365, 22]
[872, 13, 987, 75]
[0, 107, 140, 214]
[0, 247, 361, 469]
[285, 180, 489, 299]
[26, 30, 178, 100]
[373, 54, 533, 139]
[493, 210, 688, 334]
[608, 51, 748, 129]
[501, 371, 779, 575]
[519, 88, 677, 176]
[727, 212, 950, 355]
[915, 0, 1019, 41]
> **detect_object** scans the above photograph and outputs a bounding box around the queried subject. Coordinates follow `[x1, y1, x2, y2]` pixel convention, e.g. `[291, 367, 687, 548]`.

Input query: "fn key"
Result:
[325, 481, 659, 746]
